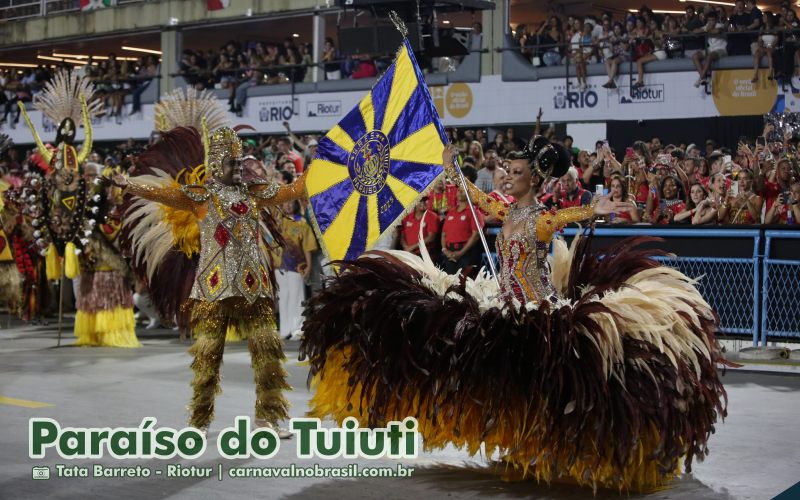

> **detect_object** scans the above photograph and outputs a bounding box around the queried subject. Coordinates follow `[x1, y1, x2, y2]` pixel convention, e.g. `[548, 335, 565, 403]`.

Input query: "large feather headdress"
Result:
[33, 70, 102, 125]
[154, 87, 229, 133]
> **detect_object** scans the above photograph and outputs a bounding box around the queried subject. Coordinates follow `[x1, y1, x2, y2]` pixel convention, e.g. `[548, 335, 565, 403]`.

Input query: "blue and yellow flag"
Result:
[306, 39, 447, 261]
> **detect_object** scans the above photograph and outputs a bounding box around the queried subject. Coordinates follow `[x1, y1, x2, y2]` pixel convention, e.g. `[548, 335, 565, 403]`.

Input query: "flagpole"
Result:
[449, 156, 500, 286]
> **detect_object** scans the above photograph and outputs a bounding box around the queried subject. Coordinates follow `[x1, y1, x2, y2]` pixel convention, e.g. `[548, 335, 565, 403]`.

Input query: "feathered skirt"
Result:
[300, 234, 728, 492]
[0, 262, 23, 311]
[75, 270, 139, 348]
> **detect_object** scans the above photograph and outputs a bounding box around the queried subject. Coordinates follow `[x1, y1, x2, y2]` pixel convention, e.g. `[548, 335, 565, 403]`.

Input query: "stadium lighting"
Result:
[0, 62, 39, 68]
[53, 53, 138, 61]
[678, 0, 735, 6]
[629, 9, 685, 13]
[122, 46, 162, 55]
[37, 55, 64, 62]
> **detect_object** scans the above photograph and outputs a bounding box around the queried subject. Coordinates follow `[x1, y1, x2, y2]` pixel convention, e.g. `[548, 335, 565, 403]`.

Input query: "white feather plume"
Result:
[33, 70, 102, 125]
[154, 87, 229, 132]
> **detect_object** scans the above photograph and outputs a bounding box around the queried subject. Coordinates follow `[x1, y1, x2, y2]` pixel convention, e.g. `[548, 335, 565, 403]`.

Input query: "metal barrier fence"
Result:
[483, 227, 777, 344]
[762, 231, 800, 343]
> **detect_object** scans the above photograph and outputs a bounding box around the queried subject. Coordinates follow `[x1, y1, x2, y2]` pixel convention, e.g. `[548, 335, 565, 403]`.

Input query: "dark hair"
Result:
[461, 165, 478, 183]
[687, 181, 708, 209]
[660, 175, 685, 201]
[278, 137, 292, 146]
[608, 174, 630, 202]
[632, 140, 652, 166]
[280, 170, 294, 184]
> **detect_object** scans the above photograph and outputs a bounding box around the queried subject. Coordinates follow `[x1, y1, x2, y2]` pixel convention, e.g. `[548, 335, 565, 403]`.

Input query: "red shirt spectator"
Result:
[351, 59, 377, 79]
[277, 136, 304, 173]
[428, 181, 457, 218]
[442, 205, 484, 248]
[762, 159, 796, 213]
[286, 150, 304, 174]
[401, 205, 440, 256]
[556, 168, 592, 208]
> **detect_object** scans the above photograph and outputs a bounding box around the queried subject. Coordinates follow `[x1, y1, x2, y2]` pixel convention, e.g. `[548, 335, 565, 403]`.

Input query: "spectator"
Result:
[765, 181, 800, 224]
[475, 154, 497, 194]
[729, 168, 763, 223]
[506, 128, 525, 151]
[681, 5, 707, 58]
[569, 21, 594, 90]
[322, 38, 341, 80]
[728, 1, 756, 56]
[652, 176, 686, 224]
[762, 157, 796, 212]
[534, 16, 564, 67]
[554, 167, 592, 208]
[277, 137, 303, 174]
[275, 199, 318, 340]
[488, 133, 508, 157]
[351, 55, 377, 79]
[776, 8, 799, 80]
[475, 129, 488, 150]
[602, 23, 630, 89]
[440, 184, 484, 275]
[683, 182, 718, 224]
[129, 55, 158, 116]
[605, 174, 640, 223]
[693, 11, 727, 87]
[467, 140, 484, 165]
[752, 12, 778, 82]
[583, 143, 618, 189]
[428, 177, 457, 221]
[708, 172, 731, 223]
[301, 44, 314, 83]
[400, 195, 440, 257]
[634, 19, 667, 87]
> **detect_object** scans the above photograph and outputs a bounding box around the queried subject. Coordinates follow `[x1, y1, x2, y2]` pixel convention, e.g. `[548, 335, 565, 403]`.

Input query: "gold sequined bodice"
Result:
[497, 205, 555, 304]
[447, 163, 595, 304]
[188, 183, 273, 303]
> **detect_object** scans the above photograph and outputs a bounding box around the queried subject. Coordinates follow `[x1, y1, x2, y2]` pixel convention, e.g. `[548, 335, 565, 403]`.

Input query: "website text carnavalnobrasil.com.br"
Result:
[48, 463, 414, 480]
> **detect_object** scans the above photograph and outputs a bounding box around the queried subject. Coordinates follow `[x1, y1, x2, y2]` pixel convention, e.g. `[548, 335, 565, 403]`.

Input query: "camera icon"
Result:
[32, 466, 50, 480]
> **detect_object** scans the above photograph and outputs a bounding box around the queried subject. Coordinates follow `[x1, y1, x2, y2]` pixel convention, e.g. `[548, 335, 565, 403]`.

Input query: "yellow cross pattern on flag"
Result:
[306, 40, 447, 262]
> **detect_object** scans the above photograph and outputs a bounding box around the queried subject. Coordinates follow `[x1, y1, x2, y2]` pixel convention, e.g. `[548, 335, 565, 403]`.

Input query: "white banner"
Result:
[3, 70, 793, 146]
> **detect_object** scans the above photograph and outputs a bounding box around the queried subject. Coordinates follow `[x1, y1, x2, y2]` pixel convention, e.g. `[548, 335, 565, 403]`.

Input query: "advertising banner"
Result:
[3, 70, 795, 145]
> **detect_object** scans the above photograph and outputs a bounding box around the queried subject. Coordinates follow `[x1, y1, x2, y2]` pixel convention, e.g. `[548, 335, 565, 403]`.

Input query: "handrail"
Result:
[0, 0, 145, 21]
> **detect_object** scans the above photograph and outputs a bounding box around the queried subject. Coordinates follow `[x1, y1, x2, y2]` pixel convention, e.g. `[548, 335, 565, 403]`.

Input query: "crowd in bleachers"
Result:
[0, 55, 159, 127]
[2, 116, 798, 281]
[178, 37, 379, 116]
[515, 1, 800, 89]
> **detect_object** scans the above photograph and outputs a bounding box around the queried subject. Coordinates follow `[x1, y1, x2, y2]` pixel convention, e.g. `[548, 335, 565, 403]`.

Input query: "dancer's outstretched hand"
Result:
[108, 170, 128, 188]
[442, 144, 458, 167]
[593, 197, 630, 215]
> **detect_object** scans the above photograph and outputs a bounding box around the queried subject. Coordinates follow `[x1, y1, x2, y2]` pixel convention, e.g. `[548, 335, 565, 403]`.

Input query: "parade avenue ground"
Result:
[1, 320, 799, 500]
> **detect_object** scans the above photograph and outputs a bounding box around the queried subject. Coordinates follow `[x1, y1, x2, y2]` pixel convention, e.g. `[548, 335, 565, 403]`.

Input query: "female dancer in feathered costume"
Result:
[116, 100, 307, 431]
[17, 70, 138, 347]
[300, 139, 729, 492]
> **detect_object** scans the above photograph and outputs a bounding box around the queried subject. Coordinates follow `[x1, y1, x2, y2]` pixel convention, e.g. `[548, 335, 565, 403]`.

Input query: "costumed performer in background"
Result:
[17, 70, 138, 347]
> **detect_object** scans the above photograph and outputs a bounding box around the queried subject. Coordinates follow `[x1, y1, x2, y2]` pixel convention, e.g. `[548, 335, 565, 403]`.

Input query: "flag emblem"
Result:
[307, 40, 447, 261]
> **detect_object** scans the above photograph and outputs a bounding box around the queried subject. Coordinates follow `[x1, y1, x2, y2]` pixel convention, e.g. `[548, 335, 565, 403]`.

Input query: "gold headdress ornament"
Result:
[205, 124, 243, 178]
[154, 87, 229, 133]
